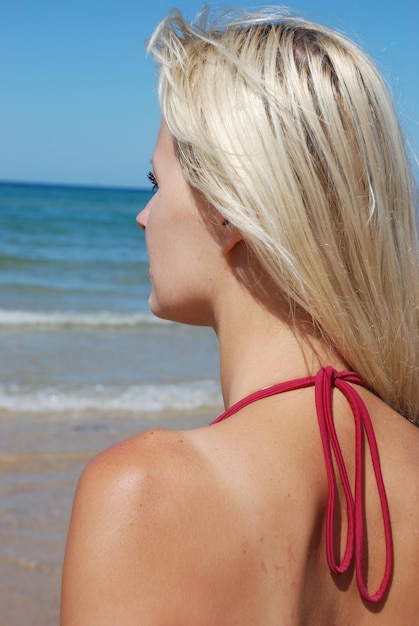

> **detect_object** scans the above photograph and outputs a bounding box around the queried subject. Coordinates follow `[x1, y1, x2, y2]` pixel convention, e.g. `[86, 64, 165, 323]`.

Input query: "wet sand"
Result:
[0, 410, 213, 625]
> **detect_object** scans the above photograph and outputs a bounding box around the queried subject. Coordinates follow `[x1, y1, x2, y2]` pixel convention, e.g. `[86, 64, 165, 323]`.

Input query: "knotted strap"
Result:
[211, 366, 393, 602]
[314, 366, 393, 602]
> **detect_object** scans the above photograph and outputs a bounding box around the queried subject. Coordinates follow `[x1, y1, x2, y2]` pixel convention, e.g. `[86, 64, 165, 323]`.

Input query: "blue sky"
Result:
[1, 0, 418, 188]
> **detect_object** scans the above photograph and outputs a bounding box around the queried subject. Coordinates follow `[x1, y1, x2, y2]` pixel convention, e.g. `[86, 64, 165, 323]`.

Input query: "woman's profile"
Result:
[61, 7, 419, 624]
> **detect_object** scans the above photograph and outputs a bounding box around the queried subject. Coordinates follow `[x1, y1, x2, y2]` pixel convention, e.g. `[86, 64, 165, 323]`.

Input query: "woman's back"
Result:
[184, 382, 419, 624]
[62, 374, 419, 624]
[187, 382, 419, 624]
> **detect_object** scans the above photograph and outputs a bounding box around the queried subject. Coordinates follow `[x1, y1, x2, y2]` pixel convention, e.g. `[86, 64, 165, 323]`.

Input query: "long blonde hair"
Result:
[148, 7, 419, 423]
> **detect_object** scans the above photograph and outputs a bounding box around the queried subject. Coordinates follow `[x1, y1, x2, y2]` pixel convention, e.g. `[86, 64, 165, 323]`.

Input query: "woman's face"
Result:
[136, 121, 224, 326]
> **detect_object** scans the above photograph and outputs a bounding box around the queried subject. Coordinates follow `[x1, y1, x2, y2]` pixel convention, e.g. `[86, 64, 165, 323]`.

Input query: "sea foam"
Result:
[0, 380, 222, 415]
[0, 309, 169, 329]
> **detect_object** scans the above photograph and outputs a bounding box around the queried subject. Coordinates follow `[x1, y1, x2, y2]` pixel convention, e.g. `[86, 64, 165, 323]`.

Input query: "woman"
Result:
[61, 7, 419, 624]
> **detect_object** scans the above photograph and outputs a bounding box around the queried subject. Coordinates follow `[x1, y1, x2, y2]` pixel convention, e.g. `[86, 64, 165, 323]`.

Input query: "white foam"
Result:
[0, 309, 170, 329]
[0, 380, 223, 415]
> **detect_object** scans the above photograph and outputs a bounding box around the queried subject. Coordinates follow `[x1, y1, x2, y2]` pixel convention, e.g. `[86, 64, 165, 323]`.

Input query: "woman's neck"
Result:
[212, 283, 345, 409]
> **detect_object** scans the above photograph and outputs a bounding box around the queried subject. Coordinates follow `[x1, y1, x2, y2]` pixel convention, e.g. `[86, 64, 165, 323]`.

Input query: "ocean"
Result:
[0, 181, 222, 419]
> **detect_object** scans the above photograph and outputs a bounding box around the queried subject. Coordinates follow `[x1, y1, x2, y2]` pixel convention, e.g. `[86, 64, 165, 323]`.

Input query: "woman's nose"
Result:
[136, 204, 150, 231]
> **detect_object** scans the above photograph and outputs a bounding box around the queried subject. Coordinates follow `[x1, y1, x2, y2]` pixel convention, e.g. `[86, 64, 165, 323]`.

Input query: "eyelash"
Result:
[147, 170, 158, 191]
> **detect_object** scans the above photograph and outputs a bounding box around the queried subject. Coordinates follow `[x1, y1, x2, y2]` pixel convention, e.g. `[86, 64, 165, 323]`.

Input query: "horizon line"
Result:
[0, 179, 150, 193]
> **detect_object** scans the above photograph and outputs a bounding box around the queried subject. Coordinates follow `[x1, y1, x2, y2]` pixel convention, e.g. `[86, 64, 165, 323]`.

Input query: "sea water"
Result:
[0, 182, 222, 417]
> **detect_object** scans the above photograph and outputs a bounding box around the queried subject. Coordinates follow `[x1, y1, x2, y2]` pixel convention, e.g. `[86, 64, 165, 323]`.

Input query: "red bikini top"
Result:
[211, 366, 393, 603]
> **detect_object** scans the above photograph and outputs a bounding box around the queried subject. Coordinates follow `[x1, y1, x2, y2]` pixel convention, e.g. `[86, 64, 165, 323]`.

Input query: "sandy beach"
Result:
[0, 409, 212, 625]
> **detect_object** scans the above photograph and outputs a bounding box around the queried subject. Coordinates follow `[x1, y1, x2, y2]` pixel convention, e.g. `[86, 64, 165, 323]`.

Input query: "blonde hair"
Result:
[148, 7, 419, 424]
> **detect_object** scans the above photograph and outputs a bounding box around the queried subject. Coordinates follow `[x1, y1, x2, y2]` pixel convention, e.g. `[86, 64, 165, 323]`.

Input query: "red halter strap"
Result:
[211, 366, 393, 602]
[314, 366, 393, 603]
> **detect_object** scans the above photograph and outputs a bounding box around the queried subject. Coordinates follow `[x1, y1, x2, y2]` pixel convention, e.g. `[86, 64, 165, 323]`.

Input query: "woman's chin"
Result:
[148, 293, 176, 322]
[148, 294, 212, 327]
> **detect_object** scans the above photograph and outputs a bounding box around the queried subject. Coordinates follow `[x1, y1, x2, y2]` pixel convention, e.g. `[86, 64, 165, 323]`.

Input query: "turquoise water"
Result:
[0, 182, 221, 416]
[1, 182, 150, 313]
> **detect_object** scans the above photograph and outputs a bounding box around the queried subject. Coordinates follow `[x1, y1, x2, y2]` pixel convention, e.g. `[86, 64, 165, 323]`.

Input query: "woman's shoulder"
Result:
[61, 417, 321, 624]
[72, 426, 212, 532]
[61, 427, 218, 624]
[80, 427, 199, 483]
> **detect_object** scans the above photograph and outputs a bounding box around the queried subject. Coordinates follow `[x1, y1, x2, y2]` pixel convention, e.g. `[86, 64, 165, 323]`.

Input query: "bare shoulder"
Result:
[60, 418, 312, 625]
[61, 427, 217, 625]
[73, 426, 201, 503]
[64, 428, 200, 543]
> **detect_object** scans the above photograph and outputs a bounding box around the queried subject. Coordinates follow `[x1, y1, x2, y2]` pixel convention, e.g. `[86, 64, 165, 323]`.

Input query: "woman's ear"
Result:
[219, 220, 243, 254]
